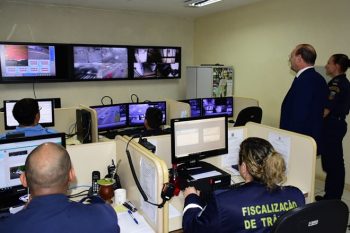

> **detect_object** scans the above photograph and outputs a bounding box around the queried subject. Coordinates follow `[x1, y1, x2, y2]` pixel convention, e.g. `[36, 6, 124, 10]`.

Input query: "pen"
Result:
[128, 210, 139, 224]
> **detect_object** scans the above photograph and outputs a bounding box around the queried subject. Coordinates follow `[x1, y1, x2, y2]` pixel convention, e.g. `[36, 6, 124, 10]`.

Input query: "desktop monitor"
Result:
[178, 98, 202, 117]
[171, 115, 228, 164]
[202, 96, 233, 117]
[90, 103, 128, 131]
[0, 133, 66, 211]
[128, 101, 166, 127]
[3, 99, 55, 130]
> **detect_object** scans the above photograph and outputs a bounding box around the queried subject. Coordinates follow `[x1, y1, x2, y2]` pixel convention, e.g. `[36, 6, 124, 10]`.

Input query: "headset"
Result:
[125, 135, 175, 208]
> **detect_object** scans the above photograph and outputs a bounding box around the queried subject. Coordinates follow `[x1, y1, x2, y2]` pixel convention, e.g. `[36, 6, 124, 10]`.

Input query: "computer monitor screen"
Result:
[128, 101, 166, 127]
[0, 133, 66, 210]
[3, 99, 55, 130]
[133, 47, 180, 78]
[178, 99, 202, 117]
[73, 45, 128, 80]
[90, 103, 128, 131]
[202, 96, 233, 117]
[171, 115, 228, 164]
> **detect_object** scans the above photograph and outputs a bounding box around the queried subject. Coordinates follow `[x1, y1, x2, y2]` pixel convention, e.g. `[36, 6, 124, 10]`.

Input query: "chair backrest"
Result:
[270, 200, 349, 233]
[234, 106, 262, 127]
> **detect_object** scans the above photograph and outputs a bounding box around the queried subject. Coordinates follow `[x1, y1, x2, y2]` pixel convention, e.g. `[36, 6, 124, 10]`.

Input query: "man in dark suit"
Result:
[280, 44, 328, 152]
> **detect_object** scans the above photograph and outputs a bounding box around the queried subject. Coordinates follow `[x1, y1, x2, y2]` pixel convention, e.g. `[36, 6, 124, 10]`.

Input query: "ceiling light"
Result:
[185, 0, 222, 8]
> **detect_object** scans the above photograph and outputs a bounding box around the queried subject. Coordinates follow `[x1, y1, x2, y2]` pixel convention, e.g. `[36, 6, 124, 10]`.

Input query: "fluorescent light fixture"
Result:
[186, 0, 222, 8]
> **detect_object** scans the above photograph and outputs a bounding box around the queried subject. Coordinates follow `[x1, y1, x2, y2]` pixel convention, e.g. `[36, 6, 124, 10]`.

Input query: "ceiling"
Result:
[7, 0, 263, 18]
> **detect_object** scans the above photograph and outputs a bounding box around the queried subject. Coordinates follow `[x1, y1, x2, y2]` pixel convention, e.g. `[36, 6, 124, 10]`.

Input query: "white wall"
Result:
[0, 2, 194, 106]
[193, 0, 350, 185]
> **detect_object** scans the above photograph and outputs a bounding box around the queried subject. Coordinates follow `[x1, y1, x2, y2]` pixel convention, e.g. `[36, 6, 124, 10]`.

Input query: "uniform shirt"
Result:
[183, 182, 305, 233]
[0, 194, 120, 233]
[0, 124, 57, 139]
[325, 74, 350, 119]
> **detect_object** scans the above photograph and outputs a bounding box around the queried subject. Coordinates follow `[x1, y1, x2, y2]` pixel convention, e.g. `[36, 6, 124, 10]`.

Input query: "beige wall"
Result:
[0, 2, 194, 106]
[193, 0, 350, 185]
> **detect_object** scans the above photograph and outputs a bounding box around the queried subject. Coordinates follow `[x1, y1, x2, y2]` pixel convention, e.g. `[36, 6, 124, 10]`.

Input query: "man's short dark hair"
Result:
[295, 44, 317, 65]
[12, 98, 39, 126]
[145, 107, 163, 130]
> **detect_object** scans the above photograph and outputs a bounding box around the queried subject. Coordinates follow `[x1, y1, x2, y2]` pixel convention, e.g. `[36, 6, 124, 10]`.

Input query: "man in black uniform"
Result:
[316, 54, 350, 201]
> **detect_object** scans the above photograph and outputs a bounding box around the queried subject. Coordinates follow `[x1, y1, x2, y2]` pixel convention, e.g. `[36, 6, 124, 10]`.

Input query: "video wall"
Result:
[0, 42, 181, 83]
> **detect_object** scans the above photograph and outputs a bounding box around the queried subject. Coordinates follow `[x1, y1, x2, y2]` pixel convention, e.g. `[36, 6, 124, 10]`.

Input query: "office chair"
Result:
[270, 200, 349, 233]
[233, 106, 262, 127]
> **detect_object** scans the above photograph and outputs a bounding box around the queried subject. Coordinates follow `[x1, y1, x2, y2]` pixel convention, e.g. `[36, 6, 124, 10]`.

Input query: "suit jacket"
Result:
[0, 194, 120, 233]
[280, 68, 328, 150]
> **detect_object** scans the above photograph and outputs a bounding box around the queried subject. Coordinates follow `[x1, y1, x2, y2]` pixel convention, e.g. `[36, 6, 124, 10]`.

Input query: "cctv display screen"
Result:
[178, 99, 202, 117]
[128, 101, 166, 127]
[171, 115, 228, 164]
[133, 47, 180, 78]
[202, 96, 233, 117]
[0, 133, 66, 210]
[4, 99, 55, 130]
[90, 103, 128, 131]
[73, 45, 128, 80]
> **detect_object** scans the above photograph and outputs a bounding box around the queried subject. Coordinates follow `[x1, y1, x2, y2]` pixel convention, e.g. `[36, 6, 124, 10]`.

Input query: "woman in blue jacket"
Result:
[182, 137, 305, 233]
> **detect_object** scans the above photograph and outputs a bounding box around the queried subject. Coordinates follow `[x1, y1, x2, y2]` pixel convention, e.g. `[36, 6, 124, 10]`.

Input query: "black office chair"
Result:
[270, 200, 349, 233]
[233, 106, 262, 127]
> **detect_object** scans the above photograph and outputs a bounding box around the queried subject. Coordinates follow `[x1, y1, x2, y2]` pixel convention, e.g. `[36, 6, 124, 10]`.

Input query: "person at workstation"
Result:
[316, 54, 350, 201]
[182, 137, 305, 233]
[0, 98, 57, 139]
[141, 106, 166, 136]
[280, 44, 328, 153]
[0, 142, 120, 233]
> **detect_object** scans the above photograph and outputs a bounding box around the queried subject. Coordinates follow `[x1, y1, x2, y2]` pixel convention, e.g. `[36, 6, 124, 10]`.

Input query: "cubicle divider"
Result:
[79, 104, 98, 143]
[116, 135, 169, 233]
[165, 99, 191, 126]
[233, 96, 259, 120]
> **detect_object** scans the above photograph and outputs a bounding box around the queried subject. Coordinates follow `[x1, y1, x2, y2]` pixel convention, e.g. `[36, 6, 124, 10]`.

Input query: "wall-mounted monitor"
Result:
[171, 115, 228, 164]
[0, 133, 66, 211]
[73, 45, 128, 80]
[0, 42, 70, 83]
[202, 96, 233, 117]
[178, 98, 202, 117]
[132, 47, 180, 79]
[3, 99, 55, 130]
[90, 103, 128, 131]
[128, 101, 166, 127]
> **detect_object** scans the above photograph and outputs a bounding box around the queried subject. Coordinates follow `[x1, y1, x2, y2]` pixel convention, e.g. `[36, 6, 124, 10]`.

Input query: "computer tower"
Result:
[76, 109, 92, 144]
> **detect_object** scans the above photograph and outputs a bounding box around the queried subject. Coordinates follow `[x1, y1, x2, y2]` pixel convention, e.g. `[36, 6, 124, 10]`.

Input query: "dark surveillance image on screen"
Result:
[133, 47, 180, 78]
[128, 102, 166, 127]
[91, 104, 128, 131]
[179, 99, 202, 117]
[73, 46, 128, 80]
[0, 44, 56, 77]
[202, 97, 233, 117]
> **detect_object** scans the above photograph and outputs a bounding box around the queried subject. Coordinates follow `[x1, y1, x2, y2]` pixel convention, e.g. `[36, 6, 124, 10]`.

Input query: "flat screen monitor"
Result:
[171, 115, 228, 164]
[0, 133, 66, 210]
[0, 42, 69, 83]
[73, 45, 128, 80]
[3, 99, 55, 130]
[202, 96, 233, 117]
[128, 101, 166, 127]
[178, 99, 202, 117]
[90, 103, 128, 131]
[133, 47, 180, 79]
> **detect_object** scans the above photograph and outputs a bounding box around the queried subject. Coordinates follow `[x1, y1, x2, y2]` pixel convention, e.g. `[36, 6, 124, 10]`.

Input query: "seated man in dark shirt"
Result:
[142, 107, 167, 136]
[0, 98, 57, 139]
[0, 142, 120, 233]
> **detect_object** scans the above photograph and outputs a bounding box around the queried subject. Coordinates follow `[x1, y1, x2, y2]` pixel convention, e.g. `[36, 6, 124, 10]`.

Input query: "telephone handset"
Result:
[91, 171, 100, 195]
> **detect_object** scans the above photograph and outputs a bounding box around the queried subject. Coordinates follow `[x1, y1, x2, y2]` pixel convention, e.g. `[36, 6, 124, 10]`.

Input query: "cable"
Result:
[101, 96, 113, 105]
[32, 82, 37, 99]
[130, 94, 139, 103]
[125, 135, 169, 208]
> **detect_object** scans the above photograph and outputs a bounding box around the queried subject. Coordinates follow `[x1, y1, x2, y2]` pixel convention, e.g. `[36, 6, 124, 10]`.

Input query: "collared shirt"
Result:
[296, 66, 313, 78]
[0, 124, 57, 139]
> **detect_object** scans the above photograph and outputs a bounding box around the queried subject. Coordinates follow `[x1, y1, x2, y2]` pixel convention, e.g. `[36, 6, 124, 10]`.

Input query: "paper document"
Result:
[190, 170, 222, 180]
[117, 211, 155, 233]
